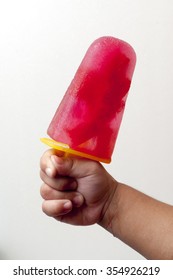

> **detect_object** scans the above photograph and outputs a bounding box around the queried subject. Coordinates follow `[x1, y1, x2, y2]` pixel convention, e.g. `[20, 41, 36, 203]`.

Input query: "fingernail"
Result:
[51, 155, 64, 166]
[45, 167, 53, 177]
[63, 201, 72, 210]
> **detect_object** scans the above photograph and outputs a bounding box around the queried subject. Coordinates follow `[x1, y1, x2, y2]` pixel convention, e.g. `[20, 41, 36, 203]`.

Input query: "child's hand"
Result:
[40, 149, 117, 226]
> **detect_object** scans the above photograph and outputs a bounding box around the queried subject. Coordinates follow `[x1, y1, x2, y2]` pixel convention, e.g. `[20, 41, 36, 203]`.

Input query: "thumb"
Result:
[51, 154, 101, 179]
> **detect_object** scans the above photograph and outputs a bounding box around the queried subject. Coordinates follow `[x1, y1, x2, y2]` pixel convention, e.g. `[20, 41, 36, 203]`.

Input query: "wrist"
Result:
[98, 176, 120, 236]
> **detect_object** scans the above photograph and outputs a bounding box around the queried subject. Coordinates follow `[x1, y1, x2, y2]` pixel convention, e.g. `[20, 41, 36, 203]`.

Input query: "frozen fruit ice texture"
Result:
[47, 36, 136, 163]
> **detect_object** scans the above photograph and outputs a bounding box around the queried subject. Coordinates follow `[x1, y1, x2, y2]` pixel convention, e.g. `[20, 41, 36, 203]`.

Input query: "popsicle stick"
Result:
[40, 138, 111, 163]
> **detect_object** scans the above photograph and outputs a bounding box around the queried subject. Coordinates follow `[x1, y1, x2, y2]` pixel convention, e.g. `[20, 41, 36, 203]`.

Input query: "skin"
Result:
[40, 149, 173, 260]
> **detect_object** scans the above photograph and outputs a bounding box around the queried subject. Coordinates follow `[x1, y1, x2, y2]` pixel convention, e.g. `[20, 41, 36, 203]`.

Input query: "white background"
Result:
[0, 0, 173, 260]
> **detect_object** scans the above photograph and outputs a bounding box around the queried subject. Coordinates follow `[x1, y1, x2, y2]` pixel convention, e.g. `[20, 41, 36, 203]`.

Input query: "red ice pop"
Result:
[41, 36, 136, 163]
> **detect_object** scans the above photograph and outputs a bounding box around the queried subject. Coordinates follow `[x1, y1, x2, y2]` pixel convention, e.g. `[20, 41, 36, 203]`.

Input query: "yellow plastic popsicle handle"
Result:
[40, 138, 111, 163]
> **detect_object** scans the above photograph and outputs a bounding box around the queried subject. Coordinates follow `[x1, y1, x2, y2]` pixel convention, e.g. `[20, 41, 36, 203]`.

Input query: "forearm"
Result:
[99, 181, 173, 259]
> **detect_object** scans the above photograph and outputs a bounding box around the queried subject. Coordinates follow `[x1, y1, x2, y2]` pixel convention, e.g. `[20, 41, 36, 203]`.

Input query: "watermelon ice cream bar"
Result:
[41, 36, 136, 163]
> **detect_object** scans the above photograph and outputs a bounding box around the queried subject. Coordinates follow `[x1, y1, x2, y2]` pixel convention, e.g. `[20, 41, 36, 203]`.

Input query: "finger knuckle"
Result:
[40, 184, 52, 199]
